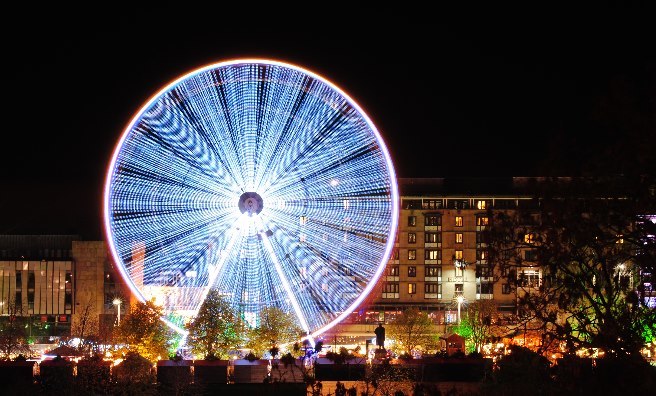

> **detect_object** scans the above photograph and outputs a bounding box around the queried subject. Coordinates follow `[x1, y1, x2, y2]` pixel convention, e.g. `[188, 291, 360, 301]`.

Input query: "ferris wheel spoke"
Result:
[192, 214, 245, 314]
[258, 224, 310, 334]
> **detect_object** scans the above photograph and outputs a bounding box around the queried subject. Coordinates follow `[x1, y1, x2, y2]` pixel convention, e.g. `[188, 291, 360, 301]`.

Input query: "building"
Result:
[0, 235, 130, 349]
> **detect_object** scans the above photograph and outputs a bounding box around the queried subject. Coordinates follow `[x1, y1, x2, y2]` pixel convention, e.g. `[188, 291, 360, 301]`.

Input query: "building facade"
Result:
[0, 235, 130, 345]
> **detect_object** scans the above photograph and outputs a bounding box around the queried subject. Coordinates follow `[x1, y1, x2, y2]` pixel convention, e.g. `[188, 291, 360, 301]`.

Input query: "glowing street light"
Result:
[113, 298, 122, 325]
[456, 295, 465, 324]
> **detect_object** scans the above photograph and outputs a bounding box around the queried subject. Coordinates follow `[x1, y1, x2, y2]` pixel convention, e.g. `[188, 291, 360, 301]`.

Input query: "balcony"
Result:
[476, 276, 495, 283]
[424, 276, 441, 282]
[425, 259, 441, 265]
[382, 293, 399, 299]
[386, 276, 399, 281]
[447, 276, 466, 282]
[476, 293, 494, 300]
[424, 226, 441, 231]
[424, 293, 441, 299]
[424, 243, 441, 248]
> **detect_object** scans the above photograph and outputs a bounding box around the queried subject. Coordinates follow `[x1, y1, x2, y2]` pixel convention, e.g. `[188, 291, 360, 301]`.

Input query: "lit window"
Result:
[408, 233, 416, 244]
[524, 233, 535, 244]
[408, 216, 417, 227]
[425, 266, 441, 277]
[455, 266, 464, 277]
[425, 232, 440, 243]
[455, 233, 463, 243]
[616, 234, 624, 244]
[387, 266, 399, 276]
[455, 216, 463, 227]
[519, 270, 540, 288]
[455, 284, 464, 293]
[476, 216, 489, 226]
[299, 216, 307, 225]
[408, 266, 416, 277]
[408, 283, 417, 294]
[476, 250, 487, 260]
[476, 200, 487, 210]
[455, 250, 463, 260]
[425, 249, 440, 260]
[408, 250, 416, 260]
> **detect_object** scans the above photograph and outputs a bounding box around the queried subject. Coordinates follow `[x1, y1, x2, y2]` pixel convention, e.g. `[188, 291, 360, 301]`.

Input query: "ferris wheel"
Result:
[104, 59, 398, 337]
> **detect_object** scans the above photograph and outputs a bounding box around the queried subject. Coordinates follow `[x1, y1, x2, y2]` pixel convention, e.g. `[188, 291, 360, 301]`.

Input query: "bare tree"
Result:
[0, 302, 31, 359]
[70, 298, 99, 353]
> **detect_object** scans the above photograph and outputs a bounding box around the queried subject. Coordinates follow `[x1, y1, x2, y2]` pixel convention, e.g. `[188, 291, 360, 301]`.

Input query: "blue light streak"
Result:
[104, 59, 398, 336]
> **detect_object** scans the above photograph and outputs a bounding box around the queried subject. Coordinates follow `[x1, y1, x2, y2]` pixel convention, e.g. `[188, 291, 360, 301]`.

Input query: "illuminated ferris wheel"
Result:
[104, 59, 398, 336]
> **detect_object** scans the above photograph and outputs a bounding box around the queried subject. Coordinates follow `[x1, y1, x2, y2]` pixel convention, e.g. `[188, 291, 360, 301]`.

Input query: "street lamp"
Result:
[456, 295, 464, 324]
[113, 298, 122, 325]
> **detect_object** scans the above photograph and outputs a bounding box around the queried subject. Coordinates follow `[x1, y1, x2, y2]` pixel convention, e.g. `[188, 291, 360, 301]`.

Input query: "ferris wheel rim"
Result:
[102, 58, 399, 337]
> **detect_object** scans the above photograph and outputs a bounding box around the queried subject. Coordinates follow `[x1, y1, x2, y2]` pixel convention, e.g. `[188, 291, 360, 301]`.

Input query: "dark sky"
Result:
[1, 3, 654, 239]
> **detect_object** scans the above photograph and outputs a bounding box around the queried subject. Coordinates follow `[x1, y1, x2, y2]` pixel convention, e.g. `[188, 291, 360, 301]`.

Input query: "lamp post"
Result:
[456, 295, 464, 324]
[113, 298, 122, 325]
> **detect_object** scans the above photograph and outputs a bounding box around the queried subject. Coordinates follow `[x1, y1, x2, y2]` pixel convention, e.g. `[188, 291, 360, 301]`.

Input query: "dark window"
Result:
[502, 284, 512, 294]
[425, 215, 441, 226]
[28, 291, 34, 310]
[27, 272, 35, 289]
[524, 250, 538, 261]
[403, 200, 422, 209]
[408, 216, 417, 227]
[408, 266, 416, 277]
[425, 283, 441, 294]
[477, 283, 493, 294]
[384, 283, 399, 293]
[425, 266, 441, 277]
[15, 291, 22, 306]
[15, 272, 22, 289]
[476, 266, 492, 277]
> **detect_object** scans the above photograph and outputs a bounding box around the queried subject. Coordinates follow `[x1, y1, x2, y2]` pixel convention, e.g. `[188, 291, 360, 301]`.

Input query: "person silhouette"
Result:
[374, 323, 385, 348]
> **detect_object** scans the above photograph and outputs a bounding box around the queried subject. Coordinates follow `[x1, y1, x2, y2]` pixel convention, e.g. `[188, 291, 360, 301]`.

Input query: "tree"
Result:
[185, 289, 245, 359]
[387, 307, 438, 357]
[458, 300, 497, 353]
[115, 299, 177, 362]
[70, 298, 99, 354]
[488, 178, 656, 360]
[246, 307, 302, 358]
[0, 302, 31, 360]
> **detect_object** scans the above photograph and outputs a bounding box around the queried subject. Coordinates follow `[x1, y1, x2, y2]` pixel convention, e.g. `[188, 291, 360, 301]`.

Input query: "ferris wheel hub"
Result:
[238, 192, 263, 216]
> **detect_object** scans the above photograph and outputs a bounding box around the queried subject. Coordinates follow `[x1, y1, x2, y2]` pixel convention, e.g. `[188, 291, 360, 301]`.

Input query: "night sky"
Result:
[1, 3, 654, 239]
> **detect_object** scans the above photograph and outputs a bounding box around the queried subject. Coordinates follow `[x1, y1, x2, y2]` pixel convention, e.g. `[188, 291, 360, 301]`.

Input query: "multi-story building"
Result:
[0, 235, 130, 349]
